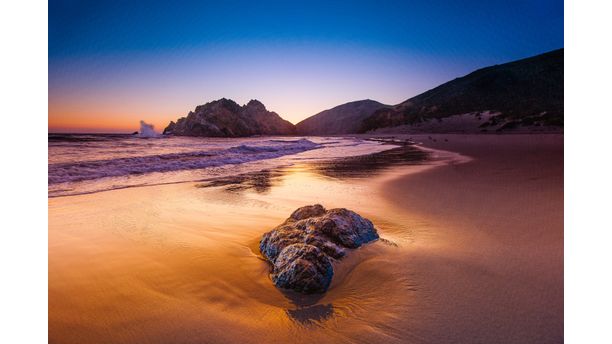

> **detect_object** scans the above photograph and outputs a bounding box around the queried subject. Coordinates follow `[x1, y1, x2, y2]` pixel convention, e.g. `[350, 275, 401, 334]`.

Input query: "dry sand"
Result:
[49, 134, 563, 343]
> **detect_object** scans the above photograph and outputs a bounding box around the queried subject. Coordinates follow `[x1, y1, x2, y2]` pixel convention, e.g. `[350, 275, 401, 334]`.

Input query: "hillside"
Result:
[361, 49, 564, 133]
[296, 100, 389, 135]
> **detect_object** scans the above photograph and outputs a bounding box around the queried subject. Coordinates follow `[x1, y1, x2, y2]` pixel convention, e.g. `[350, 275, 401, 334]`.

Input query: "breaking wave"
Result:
[137, 120, 160, 138]
[49, 139, 321, 185]
[48, 135, 399, 197]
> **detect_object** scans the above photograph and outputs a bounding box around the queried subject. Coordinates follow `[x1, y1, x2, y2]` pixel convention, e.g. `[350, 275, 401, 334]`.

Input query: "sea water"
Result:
[48, 134, 397, 197]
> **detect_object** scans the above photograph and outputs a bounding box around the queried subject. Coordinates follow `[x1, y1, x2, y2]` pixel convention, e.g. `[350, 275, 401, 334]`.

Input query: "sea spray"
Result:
[138, 120, 160, 138]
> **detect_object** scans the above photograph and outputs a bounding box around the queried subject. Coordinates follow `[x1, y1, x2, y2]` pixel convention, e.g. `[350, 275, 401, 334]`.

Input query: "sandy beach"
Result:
[48, 134, 563, 343]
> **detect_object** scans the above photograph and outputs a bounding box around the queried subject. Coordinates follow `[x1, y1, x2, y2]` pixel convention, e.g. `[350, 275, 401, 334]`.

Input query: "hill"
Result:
[361, 49, 563, 133]
[296, 100, 389, 135]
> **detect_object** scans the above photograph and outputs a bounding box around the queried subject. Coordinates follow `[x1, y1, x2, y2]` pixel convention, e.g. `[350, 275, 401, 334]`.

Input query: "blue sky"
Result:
[49, 0, 563, 131]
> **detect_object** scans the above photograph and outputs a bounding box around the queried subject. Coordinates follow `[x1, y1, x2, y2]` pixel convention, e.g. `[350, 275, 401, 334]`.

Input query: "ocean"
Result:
[48, 134, 397, 197]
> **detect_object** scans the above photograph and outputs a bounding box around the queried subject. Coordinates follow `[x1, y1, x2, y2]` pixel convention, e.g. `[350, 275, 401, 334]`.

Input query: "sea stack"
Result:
[163, 98, 296, 137]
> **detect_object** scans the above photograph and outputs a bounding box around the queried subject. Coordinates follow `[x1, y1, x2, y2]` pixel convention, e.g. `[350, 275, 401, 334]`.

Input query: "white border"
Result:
[3, 0, 612, 342]
[565, 0, 612, 342]
[0, 0, 48, 343]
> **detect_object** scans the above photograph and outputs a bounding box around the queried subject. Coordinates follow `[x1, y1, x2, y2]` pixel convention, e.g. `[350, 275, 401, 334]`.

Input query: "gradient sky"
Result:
[49, 0, 563, 133]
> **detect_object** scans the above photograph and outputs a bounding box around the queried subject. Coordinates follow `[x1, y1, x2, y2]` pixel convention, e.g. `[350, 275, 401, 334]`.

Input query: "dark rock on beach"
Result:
[260, 204, 379, 294]
[271, 243, 334, 294]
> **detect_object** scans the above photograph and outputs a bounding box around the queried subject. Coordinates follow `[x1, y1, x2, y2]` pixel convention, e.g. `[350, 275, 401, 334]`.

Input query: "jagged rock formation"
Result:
[163, 98, 295, 137]
[260, 204, 379, 294]
[360, 49, 564, 133]
[295, 100, 389, 135]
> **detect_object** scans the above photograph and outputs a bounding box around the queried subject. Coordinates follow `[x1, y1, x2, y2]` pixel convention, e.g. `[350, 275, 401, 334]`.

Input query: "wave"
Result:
[48, 139, 321, 185]
[48, 133, 132, 142]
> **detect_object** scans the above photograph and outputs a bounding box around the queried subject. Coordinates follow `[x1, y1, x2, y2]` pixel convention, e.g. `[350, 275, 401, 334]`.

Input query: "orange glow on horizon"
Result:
[49, 85, 384, 133]
[49, 101, 177, 133]
[48, 98, 317, 133]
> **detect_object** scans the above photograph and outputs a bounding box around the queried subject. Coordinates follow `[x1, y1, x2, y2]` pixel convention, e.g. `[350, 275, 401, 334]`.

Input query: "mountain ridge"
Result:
[163, 48, 563, 137]
[295, 99, 389, 135]
[361, 48, 564, 133]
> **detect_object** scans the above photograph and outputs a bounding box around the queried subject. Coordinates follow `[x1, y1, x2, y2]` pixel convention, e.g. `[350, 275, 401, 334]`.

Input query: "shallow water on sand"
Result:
[49, 145, 445, 343]
[49, 135, 563, 343]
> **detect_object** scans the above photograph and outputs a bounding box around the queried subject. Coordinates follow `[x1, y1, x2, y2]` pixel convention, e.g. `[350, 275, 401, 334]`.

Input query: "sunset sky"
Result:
[49, 0, 563, 133]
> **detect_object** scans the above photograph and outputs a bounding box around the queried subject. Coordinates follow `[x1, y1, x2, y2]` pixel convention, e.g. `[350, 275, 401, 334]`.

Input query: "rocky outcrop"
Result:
[163, 98, 296, 137]
[295, 100, 389, 135]
[260, 204, 379, 293]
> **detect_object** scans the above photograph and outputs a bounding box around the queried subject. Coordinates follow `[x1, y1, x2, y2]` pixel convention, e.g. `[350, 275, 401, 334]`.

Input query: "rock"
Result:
[271, 244, 333, 293]
[162, 98, 295, 137]
[162, 121, 175, 135]
[289, 204, 326, 221]
[260, 204, 379, 294]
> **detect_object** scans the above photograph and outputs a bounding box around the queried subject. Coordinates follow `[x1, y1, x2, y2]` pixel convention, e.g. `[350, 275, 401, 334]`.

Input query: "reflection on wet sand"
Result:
[307, 143, 428, 179]
[49, 139, 435, 344]
[208, 142, 434, 333]
[49, 135, 563, 343]
[196, 142, 429, 193]
[196, 169, 285, 193]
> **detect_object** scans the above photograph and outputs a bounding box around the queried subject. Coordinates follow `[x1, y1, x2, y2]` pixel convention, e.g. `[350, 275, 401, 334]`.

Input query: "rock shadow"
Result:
[196, 140, 429, 193]
[285, 303, 335, 326]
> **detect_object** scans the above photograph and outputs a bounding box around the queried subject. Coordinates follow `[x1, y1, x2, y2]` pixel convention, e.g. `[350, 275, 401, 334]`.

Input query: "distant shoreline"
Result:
[48, 130, 564, 137]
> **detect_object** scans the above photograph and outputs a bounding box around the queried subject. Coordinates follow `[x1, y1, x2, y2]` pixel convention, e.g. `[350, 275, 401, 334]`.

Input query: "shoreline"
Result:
[48, 135, 467, 199]
[48, 136, 397, 198]
[49, 133, 563, 343]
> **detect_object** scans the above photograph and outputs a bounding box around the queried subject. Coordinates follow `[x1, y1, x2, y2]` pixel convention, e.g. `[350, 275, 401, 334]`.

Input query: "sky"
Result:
[49, 0, 564, 133]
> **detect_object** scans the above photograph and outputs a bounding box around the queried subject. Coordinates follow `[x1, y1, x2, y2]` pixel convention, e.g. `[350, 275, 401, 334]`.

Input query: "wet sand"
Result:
[49, 134, 563, 343]
[378, 134, 563, 343]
